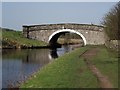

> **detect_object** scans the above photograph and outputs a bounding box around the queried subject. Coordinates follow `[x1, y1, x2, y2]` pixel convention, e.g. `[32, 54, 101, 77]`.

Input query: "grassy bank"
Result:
[2, 29, 47, 48]
[20, 45, 118, 88]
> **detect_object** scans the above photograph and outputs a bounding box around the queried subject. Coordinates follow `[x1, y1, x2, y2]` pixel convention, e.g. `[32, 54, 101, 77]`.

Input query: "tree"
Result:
[102, 2, 120, 40]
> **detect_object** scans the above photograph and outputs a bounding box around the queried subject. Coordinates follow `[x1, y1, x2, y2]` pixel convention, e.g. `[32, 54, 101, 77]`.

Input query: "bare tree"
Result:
[102, 2, 120, 40]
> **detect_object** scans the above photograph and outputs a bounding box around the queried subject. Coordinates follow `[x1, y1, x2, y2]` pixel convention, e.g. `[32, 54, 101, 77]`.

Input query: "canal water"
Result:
[2, 45, 79, 88]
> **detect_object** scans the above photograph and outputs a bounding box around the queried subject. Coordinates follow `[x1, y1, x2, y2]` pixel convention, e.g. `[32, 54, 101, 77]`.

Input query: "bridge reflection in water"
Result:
[2, 44, 79, 88]
[49, 45, 73, 59]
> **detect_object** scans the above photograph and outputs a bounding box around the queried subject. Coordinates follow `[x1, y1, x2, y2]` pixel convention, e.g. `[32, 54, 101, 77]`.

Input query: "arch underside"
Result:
[48, 29, 87, 46]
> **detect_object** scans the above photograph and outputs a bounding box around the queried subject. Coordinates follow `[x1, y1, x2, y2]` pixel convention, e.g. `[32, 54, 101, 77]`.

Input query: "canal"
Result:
[2, 45, 79, 88]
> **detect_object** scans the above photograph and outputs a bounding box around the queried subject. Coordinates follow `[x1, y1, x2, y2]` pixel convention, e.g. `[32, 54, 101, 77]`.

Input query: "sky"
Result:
[2, 2, 117, 31]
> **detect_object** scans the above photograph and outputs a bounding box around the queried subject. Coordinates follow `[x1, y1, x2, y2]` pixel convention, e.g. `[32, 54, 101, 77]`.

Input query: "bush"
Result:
[102, 2, 120, 40]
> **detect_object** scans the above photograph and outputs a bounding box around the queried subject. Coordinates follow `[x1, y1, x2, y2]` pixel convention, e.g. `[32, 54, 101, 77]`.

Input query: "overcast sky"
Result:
[2, 2, 117, 31]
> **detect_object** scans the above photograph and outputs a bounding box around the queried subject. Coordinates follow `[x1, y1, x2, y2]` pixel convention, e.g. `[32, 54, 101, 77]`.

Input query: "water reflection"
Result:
[2, 49, 51, 88]
[50, 45, 73, 59]
[50, 49, 58, 59]
[2, 45, 80, 88]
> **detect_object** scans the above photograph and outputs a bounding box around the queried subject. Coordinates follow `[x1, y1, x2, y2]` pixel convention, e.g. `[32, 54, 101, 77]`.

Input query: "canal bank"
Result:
[20, 45, 118, 88]
[2, 29, 47, 49]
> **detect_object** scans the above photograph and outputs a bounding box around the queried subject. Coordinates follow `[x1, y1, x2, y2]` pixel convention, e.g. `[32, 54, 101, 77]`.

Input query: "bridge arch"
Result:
[48, 29, 87, 46]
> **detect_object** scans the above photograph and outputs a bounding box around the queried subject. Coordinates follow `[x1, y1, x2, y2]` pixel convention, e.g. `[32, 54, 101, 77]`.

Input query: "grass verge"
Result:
[92, 46, 118, 88]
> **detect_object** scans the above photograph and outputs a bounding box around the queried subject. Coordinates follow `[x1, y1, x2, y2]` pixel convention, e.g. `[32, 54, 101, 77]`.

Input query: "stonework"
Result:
[23, 23, 105, 45]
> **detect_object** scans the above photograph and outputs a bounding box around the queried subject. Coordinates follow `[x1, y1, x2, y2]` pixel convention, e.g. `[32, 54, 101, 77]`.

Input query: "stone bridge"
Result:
[23, 23, 105, 46]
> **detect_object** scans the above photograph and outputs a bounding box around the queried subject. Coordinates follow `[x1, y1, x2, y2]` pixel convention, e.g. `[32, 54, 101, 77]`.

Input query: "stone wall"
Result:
[105, 40, 119, 51]
[23, 23, 105, 45]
